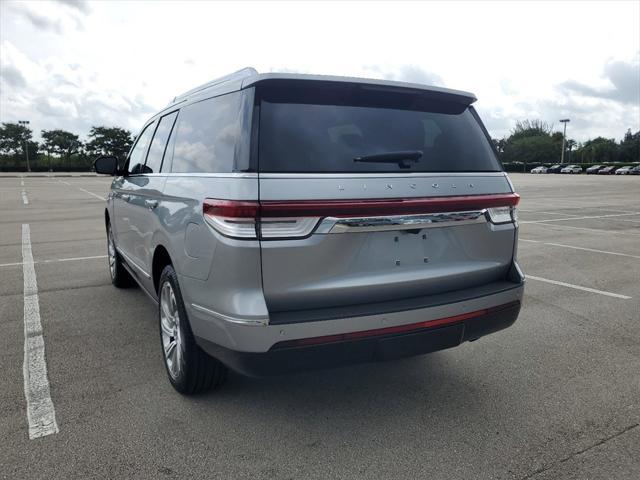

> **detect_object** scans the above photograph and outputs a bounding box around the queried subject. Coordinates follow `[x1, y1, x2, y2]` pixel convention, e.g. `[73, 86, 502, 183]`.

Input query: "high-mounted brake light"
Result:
[203, 193, 519, 239]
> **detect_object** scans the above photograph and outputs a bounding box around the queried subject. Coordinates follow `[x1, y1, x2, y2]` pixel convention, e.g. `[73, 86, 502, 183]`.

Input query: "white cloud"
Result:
[1, 0, 638, 142]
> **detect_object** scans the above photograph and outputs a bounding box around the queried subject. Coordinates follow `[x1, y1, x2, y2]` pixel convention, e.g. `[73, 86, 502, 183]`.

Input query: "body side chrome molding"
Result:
[191, 303, 269, 326]
[116, 247, 151, 279]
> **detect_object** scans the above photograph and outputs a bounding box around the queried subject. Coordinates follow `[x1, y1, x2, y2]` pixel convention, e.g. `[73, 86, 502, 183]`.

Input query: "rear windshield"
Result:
[257, 82, 501, 173]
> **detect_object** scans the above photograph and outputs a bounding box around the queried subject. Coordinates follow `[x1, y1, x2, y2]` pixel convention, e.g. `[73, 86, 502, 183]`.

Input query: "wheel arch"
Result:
[152, 245, 173, 294]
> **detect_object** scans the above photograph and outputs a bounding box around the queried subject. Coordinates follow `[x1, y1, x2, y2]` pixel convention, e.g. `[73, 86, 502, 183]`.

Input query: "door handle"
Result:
[145, 199, 159, 210]
[121, 194, 131, 202]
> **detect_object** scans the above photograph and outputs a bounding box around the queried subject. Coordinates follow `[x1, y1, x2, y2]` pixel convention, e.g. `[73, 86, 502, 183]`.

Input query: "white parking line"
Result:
[520, 239, 640, 260]
[20, 177, 29, 205]
[520, 212, 640, 224]
[56, 179, 106, 201]
[527, 275, 632, 300]
[518, 210, 582, 217]
[77, 187, 106, 201]
[523, 223, 640, 236]
[21, 224, 59, 439]
[0, 255, 107, 269]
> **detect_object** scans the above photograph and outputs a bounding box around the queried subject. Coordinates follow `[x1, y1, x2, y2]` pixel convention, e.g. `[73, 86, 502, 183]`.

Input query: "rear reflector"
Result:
[203, 193, 520, 239]
[273, 301, 520, 348]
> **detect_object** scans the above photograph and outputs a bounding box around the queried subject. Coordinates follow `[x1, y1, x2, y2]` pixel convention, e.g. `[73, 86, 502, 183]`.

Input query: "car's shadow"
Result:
[190, 351, 491, 427]
[125, 287, 497, 430]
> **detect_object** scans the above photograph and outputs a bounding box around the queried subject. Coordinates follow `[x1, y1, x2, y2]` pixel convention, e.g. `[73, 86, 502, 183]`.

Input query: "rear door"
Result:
[133, 110, 179, 276]
[254, 81, 518, 315]
[112, 120, 156, 275]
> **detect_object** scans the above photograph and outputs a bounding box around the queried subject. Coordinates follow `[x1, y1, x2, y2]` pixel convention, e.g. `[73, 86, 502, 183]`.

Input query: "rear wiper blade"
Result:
[353, 150, 423, 169]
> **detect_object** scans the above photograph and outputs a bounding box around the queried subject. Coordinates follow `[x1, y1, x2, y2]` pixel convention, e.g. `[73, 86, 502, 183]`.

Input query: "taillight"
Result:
[203, 193, 519, 240]
[486, 206, 518, 224]
[203, 200, 259, 238]
[203, 199, 319, 239]
[259, 217, 320, 238]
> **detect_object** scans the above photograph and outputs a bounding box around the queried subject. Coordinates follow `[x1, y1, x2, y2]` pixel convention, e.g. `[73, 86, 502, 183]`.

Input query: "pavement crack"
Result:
[519, 423, 640, 479]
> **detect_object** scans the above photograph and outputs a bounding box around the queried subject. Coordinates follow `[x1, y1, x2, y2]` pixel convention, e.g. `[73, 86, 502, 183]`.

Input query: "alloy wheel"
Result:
[160, 281, 182, 379]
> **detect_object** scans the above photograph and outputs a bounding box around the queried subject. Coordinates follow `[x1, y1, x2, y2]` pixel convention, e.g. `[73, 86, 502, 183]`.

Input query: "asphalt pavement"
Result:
[1, 173, 639, 479]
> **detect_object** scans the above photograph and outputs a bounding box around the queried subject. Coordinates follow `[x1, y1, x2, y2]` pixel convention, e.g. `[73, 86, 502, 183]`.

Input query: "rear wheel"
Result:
[107, 221, 133, 288]
[158, 265, 227, 394]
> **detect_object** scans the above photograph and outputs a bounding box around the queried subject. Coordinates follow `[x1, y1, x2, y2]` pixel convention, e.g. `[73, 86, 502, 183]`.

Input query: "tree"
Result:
[84, 126, 133, 162]
[618, 129, 640, 163]
[502, 135, 559, 165]
[41, 129, 83, 159]
[492, 138, 506, 155]
[565, 139, 577, 163]
[575, 137, 619, 163]
[0, 122, 33, 156]
[509, 120, 554, 142]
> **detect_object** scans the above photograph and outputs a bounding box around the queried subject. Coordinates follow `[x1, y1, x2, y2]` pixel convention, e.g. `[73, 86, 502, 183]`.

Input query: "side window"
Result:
[161, 111, 179, 173]
[144, 111, 178, 174]
[127, 122, 156, 174]
[171, 91, 241, 173]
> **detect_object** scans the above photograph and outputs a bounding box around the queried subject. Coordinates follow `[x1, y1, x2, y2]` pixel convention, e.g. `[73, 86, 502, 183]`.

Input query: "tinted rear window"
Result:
[257, 83, 500, 173]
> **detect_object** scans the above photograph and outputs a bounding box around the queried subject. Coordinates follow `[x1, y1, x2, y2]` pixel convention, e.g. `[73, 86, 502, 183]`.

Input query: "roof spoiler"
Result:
[243, 73, 477, 105]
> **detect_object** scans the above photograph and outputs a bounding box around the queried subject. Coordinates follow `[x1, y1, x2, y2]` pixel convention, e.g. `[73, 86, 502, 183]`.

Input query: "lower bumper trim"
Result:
[197, 300, 521, 377]
[273, 301, 518, 348]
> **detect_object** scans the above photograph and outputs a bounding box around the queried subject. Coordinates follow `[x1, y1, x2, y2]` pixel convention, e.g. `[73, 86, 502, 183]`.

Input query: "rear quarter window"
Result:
[171, 92, 242, 173]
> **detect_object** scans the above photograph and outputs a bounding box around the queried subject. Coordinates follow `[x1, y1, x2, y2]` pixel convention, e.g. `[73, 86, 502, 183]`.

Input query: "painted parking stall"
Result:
[21, 224, 58, 439]
[0, 172, 638, 479]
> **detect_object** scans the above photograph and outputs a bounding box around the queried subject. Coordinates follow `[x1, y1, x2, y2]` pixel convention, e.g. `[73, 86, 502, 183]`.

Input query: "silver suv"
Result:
[94, 68, 524, 394]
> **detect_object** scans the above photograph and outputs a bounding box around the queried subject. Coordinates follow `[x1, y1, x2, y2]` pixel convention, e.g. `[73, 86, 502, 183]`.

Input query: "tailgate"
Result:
[252, 78, 518, 316]
[258, 174, 517, 312]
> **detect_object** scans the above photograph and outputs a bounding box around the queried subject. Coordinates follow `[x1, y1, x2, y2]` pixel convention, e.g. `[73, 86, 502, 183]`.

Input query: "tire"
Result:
[107, 221, 134, 288]
[158, 264, 227, 394]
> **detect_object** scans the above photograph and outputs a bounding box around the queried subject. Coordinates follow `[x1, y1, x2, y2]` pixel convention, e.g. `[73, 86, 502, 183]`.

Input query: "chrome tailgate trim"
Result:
[316, 210, 487, 233]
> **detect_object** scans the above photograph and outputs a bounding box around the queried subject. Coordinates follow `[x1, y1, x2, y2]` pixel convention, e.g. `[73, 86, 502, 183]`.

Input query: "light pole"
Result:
[17, 120, 31, 172]
[559, 118, 570, 164]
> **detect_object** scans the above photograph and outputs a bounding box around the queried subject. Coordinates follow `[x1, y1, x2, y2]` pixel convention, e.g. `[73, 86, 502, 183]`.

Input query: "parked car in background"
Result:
[560, 165, 582, 174]
[93, 68, 524, 394]
[629, 166, 640, 175]
[615, 166, 634, 175]
[531, 166, 548, 174]
[598, 166, 616, 174]
[586, 165, 604, 174]
[547, 164, 563, 173]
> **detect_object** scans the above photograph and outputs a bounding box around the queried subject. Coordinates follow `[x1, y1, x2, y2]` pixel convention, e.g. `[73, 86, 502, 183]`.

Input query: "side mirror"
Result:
[94, 156, 119, 175]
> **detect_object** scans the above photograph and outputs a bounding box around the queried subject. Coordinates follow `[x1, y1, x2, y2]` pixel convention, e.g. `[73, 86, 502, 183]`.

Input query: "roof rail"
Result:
[169, 67, 258, 105]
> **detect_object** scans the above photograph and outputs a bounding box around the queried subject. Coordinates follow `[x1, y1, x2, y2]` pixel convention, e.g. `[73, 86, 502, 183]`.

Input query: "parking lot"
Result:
[1, 172, 638, 479]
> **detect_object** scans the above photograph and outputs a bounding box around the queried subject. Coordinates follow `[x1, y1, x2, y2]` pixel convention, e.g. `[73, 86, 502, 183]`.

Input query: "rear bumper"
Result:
[198, 300, 521, 376]
[189, 273, 524, 353]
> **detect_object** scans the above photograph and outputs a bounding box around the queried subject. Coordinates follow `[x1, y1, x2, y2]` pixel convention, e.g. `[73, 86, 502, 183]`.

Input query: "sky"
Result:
[1, 0, 639, 143]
